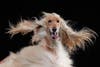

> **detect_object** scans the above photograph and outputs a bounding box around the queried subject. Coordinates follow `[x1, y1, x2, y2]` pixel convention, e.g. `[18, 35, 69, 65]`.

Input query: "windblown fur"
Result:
[0, 12, 97, 67]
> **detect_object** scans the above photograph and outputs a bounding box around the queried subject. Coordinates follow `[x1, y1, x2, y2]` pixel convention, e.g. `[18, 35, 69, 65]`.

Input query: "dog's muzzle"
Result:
[49, 28, 59, 39]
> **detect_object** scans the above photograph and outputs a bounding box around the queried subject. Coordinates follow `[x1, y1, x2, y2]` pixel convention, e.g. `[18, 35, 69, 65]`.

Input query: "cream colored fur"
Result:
[0, 12, 96, 67]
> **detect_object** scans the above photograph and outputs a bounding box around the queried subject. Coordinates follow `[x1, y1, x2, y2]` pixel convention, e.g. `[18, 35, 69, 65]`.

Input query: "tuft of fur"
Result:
[7, 20, 38, 37]
[60, 26, 97, 51]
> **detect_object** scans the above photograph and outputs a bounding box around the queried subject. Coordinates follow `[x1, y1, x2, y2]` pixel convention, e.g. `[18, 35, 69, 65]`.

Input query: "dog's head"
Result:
[40, 12, 64, 40]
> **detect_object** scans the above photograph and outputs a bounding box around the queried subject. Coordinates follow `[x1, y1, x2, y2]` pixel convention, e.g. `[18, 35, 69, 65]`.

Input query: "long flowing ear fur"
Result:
[7, 19, 39, 37]
[60, 20, 97, 51]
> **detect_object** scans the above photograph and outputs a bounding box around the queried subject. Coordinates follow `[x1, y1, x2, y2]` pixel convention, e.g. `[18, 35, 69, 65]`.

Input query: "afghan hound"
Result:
[0, 12, 96, 67]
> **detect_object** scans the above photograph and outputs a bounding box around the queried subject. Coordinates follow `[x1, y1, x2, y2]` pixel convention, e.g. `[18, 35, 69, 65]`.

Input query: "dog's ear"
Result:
[60, 20, 97, 52]
[7, 20, 39, 37]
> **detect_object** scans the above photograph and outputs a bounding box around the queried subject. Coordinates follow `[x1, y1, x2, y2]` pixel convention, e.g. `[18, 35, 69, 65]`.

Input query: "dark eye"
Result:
[57, 20, 59, 23]
[48, 20, 52, 23]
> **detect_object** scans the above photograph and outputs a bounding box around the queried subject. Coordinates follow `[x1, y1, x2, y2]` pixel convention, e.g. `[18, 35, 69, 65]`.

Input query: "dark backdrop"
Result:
[0, 1, 99, 67]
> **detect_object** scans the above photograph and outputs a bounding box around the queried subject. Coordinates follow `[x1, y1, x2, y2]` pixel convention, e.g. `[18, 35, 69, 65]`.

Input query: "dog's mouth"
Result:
[50, 31, 59, 40]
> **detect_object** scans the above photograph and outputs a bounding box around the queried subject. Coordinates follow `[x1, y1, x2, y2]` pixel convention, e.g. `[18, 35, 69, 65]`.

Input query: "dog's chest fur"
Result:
[11, 39, 73, 67]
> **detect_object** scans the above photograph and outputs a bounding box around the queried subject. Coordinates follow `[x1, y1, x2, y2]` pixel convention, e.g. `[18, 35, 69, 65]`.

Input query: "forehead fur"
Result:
[42, 12, 61, 20]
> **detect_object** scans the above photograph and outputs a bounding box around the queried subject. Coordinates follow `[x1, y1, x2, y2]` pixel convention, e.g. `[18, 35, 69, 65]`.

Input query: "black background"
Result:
[0, 0, 100, 67]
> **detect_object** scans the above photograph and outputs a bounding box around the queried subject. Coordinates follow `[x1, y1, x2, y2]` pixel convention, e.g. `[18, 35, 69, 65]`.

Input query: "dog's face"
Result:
[43, 13, 61, 40]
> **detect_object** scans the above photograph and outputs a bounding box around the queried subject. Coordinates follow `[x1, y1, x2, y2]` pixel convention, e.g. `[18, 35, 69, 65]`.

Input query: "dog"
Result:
[0, 12, 97, 67]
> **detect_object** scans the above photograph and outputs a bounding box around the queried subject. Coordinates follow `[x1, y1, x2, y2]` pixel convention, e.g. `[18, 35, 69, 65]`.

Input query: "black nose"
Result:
[52, 28, 57, 32]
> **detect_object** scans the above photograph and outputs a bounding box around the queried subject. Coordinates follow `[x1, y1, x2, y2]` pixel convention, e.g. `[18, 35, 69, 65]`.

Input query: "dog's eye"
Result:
[48, 20, 52, 23]
[57, 20, 59, 23]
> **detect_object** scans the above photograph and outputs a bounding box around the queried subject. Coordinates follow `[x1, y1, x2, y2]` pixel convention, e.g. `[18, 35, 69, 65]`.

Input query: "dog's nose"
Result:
[52, 28, 57, 32]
